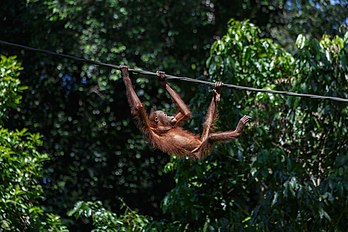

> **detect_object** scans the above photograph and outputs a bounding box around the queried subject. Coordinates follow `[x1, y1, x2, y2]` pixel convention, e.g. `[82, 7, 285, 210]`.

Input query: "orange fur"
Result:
[121, 67, 250, 159]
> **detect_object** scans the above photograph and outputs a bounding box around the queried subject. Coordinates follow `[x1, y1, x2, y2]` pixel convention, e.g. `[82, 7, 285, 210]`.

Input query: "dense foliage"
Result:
[69, 21, 348, 231]
[0, 56, 67, 231]
[0, 0, 347, 231]
[0, 56, 24, 121]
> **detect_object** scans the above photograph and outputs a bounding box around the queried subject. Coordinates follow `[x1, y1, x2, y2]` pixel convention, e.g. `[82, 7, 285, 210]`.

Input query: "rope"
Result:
[1, 39, 348, 103]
